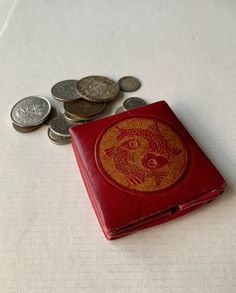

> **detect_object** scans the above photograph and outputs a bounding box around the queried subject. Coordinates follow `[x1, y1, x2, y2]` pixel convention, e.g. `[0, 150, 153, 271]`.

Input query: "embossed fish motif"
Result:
[104, 138, 146, 185]
[115, 123, 170, 156]
[104, 138, 168, 186]
[116, 123, 183, 160]
[103, 123, 183, 187]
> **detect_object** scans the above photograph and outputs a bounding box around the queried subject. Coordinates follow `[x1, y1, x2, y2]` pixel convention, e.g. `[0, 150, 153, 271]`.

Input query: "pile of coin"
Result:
[10, 96, 52, 132]
[10, 75, 147, 145]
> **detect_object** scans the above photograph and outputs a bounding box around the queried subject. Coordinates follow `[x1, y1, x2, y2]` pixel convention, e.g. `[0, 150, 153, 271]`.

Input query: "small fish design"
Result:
[115, 123, 170, 156]
[104, 123, 183, 187]
[104, 139, 146, 185]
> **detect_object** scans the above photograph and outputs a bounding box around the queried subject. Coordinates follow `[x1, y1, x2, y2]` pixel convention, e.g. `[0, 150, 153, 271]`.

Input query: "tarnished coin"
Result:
[48, 127, 71, 145]
[64, 98, 106, 118]
[10, 96, 51, 127]
[12, 122, 41, 133]
[123, 97, 147, 111]
[43, 106, 61, 125]
[64, 111, 82, 123]
[64, 111, 89, 123]
[51, 80, 81, 102]
[76, 75, 120, 102]
[64, 111, 98, 122]
[49, 114, 74, 138]
[115, 106, 124, 114]
[118, 76, 141, 92]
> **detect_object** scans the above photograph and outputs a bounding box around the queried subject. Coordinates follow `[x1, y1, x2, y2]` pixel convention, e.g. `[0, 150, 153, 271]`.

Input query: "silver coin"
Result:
[49, 114, 74, 138]
[123, 97, 147, 111]
[76, 75, 120, 102]
[12, 122, 41, 133]
[118, 76, 141, 92]
[115, 106, 124, 114]
[10, 96, 51, 127]
[43, 106, 61, 125]
[48, 127, 71, 145]
[51, 80, 81, 102]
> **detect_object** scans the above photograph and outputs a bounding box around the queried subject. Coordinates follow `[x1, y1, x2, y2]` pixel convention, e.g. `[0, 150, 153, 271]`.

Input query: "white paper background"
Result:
[0, 0, 235, 292]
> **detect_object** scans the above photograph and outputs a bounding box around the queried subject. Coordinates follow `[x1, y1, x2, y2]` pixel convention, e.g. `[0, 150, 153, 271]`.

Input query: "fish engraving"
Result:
[103, 122, 183, 187]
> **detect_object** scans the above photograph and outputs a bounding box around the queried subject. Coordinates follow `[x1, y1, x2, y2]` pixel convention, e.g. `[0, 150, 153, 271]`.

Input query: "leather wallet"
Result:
[70, 101, 226, 240]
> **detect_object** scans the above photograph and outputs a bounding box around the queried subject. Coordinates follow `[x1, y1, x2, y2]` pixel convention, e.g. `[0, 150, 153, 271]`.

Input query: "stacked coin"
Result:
[10, 75, 146, 145]
[10, 96, 52, 132]
[115, 76, 146, 113]
[49, 76, 120, 144]
[48, 114, 73, 144]
[114, 97, 147, 114]
[64, 99, 106, 122]
[77, 75, 120, 102]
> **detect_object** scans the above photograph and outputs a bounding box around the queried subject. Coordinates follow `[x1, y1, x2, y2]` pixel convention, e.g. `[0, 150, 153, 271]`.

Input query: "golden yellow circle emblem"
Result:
[97, 118, 188, 192]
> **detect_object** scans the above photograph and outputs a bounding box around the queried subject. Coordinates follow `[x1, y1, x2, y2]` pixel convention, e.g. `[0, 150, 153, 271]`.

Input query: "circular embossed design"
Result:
[49, 114, 74, 138]
[76, 75, 120, 102]
[10, 96, 51, 127]
[118, 76, 141, 92]
[97, 118, 188, 192]
[51, 80, 81, 102]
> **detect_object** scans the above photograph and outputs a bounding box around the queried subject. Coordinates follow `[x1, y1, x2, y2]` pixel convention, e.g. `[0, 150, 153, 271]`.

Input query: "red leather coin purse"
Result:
[70, 101, 225, 240]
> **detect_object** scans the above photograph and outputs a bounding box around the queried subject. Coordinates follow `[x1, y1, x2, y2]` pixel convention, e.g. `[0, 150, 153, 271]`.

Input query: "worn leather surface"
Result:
[70, 101, 225, 240]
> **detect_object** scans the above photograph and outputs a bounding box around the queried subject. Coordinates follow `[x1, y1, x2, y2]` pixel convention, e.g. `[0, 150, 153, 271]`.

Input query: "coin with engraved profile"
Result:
[48, 127, 71, 145]
[123, 97, 147, 111]
[76, 75, 120, 102]
[64, 98, 106, 119]
[49, 114, 74, 138]
[51, 80, 81, 102]
[118, 76, 141, 92]
[10, 96, 51, 127]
